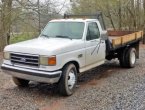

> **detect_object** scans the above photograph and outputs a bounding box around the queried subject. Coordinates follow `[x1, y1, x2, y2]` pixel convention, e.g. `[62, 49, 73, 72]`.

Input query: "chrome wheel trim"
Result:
[67, 69, 76, 90]
[131, 51, 136, 64]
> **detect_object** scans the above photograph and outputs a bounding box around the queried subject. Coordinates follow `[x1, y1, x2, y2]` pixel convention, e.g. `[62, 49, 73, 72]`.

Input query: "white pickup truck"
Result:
[1, 13, 143, 96]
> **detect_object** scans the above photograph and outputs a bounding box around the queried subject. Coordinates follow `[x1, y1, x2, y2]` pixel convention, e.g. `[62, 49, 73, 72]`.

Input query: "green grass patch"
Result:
[10, 32, 39, 44]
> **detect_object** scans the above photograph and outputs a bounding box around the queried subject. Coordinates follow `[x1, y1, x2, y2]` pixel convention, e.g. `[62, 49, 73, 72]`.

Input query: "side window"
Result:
[86, 22, 100, 41]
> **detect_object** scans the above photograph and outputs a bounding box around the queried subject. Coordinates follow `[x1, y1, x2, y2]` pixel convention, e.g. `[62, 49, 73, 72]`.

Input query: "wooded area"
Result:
[0, 0, 145, 51]
[0, 0, 68, 51]
[71, 0, 145, 30]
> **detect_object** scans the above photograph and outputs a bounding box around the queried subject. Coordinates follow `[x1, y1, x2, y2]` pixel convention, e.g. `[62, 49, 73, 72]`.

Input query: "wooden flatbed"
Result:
[108, 30, 143, 48]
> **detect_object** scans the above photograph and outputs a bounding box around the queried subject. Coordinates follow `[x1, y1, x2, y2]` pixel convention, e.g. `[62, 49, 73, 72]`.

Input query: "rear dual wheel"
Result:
[119, 48, 137, 68]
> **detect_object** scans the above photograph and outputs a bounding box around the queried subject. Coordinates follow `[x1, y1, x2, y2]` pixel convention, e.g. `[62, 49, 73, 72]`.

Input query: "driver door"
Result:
[85, 22, 105, 66]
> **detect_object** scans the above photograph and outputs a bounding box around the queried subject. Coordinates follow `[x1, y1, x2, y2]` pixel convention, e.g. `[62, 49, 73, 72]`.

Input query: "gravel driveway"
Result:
[1, 45, 145, 110]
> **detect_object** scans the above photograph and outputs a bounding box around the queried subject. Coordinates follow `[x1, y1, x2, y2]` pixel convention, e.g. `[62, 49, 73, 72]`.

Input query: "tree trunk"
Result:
[106, 1, 116, 30]
[0, 0, 12, 51]
[118, 0, 122, 30]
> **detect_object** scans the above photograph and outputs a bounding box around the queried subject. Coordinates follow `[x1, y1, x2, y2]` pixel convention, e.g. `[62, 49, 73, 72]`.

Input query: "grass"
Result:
[10, 32, 39, 44]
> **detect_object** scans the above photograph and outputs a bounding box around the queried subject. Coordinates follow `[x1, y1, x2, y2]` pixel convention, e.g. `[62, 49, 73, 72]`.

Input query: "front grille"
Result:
[10, 53, 39, 67]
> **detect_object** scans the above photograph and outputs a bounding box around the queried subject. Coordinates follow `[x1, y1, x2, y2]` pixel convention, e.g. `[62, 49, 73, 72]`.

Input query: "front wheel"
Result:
[58, 64, 77, 96]
[12, 77, 29, 87]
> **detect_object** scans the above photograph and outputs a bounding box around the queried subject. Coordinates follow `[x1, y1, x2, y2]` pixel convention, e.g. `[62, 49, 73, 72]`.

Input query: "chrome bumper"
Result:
[1, 64, 62, 84]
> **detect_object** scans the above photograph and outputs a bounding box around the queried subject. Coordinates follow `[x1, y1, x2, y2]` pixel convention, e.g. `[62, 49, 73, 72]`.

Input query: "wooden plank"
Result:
[121, 35, 129, 44]
[121, 33, 136, 45]
[136, 31, 143, 39]
[112, 37, 122, 47]
[108, 30, 133, 36]
[108, 30, 143, 48]
[129, 33, 136, 41]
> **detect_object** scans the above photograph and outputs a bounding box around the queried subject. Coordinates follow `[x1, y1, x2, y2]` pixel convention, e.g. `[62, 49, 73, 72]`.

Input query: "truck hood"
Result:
[4, 37, 84, 55]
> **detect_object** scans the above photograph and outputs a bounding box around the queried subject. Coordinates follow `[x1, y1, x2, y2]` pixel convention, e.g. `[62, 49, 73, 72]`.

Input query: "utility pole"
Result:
[38, 0, 41, 34]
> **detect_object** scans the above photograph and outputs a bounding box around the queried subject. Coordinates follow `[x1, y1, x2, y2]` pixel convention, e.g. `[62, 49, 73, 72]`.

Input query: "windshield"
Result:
[40, 22, 85, 39]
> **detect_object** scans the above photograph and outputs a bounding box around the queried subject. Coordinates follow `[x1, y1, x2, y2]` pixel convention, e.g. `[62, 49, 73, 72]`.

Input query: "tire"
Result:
[125, 48, 137, 68]
[12, 77, 29, 87]
[58, 64, 77, 96]
[119, 48, 128, 67]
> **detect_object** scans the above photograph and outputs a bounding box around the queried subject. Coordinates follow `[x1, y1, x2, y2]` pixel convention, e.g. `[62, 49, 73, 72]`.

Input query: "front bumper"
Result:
[1, 64, 62, 84]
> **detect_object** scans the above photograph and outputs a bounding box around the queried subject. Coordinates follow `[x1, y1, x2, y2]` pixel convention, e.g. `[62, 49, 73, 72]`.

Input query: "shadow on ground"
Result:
[5, 60, 125, 97]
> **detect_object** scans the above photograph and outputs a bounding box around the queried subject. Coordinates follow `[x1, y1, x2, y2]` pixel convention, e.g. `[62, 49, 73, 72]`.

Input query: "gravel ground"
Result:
[1, 45, 145, 110]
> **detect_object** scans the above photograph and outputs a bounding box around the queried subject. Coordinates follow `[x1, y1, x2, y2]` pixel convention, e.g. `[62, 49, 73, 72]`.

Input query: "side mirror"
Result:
[100, 31, 108, 40]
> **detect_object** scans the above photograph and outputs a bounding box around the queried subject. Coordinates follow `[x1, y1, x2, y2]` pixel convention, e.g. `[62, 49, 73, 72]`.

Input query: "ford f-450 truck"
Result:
[1, 12, 143, 96]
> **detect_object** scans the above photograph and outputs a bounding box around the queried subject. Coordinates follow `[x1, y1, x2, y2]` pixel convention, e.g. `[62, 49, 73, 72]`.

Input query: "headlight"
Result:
[3, 52, 10, 60]
[40, 56, 56, 66]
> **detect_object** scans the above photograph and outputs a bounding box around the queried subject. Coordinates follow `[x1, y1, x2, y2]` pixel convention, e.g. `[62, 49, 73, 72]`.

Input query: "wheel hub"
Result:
[131, 51, 136, 64]
[68, 70, 76, 90]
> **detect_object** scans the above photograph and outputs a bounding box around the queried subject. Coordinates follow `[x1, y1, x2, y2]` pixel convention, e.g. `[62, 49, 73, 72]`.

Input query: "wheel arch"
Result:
[124, 42, 139, 58]
[62, 61, 80, 73]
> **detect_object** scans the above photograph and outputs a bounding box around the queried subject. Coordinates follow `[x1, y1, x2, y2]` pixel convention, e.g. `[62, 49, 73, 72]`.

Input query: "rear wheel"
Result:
[12, 77, 29, 87]
[119, 48, 136, 68]
[119, 48, 127, 67]
[58, 64, 77, 96]
[125, 48, 136, 68]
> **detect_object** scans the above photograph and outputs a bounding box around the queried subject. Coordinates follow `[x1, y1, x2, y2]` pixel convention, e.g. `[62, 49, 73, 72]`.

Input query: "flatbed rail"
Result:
[108, 30, 143, 48]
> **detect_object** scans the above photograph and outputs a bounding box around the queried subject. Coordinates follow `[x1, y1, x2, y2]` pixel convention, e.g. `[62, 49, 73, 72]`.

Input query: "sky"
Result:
[40, 0, 71, 14]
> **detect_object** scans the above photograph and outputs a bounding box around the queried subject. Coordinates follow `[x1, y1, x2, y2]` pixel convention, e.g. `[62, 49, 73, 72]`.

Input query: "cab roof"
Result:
[50, 19, 98, 22]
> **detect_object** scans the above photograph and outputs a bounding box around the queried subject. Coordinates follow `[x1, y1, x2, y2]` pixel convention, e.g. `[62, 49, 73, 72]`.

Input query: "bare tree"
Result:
[0, 0, 68, 51]
[0, 0, 12, 51]
[71, 0, 145, 31]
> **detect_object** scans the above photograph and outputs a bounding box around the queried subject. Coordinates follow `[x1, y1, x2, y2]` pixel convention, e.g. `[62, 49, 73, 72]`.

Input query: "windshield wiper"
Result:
[41, 34, 49, 38]
[55, 35, 72, 40]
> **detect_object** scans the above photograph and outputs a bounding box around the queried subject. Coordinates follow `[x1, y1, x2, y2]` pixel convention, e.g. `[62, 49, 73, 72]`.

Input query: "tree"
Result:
[70, 0, 145, 31]
[0, 0, 66, 51]
[0, 0, 12, 51]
